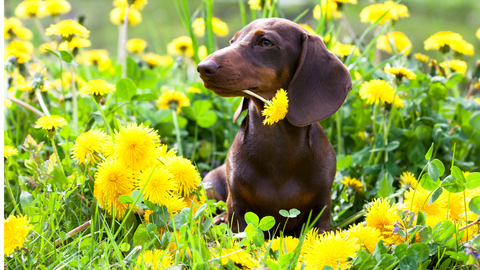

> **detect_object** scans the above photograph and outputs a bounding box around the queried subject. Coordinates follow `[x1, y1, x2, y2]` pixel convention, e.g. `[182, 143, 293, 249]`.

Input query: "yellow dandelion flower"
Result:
[365, 198, 403, 245]
[477, 28, 480, 40]
[115, 123, 162, 172]
[56, 72, 86, 89]
[4, 17, 33, 40]
[440, 60, 467, 76]
[138, 165, 176, 205]
[183, 192, 206, 213]
[59, 37, 91, 51]
[126, 38, 147, 53]
[5, 40, 33, 63]
[313, 0, 341, 21]
[110, 6, 142, 26]
[334, 0, 357, 4]
[4, 98, 13, 109]
[134, 249, 173, 270]
[393, 96, 404, 109]
[262, 88, 289, 125]
[401, 185, 448, 228]
[4, 215, 33, 255]
[187, 86, 202, 94]
[299, 24, 316, 35]
[162, 156, 201, 196]
[248, 0, 263, 10]
[359, 79, 395, 105]
[376, 31, 412, 55]
[94, 158, 136, 219]
[347, 223, 382, 253]
[156, 90, 190, 114]
[44, 0, 71, 17]
[142, 53, 173, 68]
[331, 43, 360, 58]
[414, 53, 429, 63]
[385, 66, 416, 81]
[399, 171, 417, 189]
[302, 227, 321, 253]
[198, 45, 208, 61]
[192, 17, 229, 37]
[46, 19, 90, 39]
[35, 115, 67, 131]
[360, 1, 409, 25]
[424, 31, 474, 55]
[303, 230, 359, 270]
[82, 49, 111, 71]
[216, 247, 258, 269]
[474, 98, 480, 105]
[15, 0, 46, 19]
[39, 41, 58, 53]
[270, 236, 299, 253]
[440, 191, 464, 221]
[114, 0, 148, 11]
[341, 176, 363, 192]
[474, 79, 480, 89]
[167, 36, 194, 58]
[166, 194, 188, 215]
[4, 145, 19, 158]
[72, 129, 109, 165]
[79, 79, 115, 96]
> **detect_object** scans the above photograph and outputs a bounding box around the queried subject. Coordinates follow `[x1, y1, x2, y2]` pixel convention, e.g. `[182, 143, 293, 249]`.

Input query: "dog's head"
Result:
[197, 18, 352, 126]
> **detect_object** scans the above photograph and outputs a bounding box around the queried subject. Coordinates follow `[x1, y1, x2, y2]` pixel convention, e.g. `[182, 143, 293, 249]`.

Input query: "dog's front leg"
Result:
[226, 194, 248, 233]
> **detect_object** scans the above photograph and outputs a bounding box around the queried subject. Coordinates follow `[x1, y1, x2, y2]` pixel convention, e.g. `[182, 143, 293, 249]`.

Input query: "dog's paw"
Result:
[213, 214, 228, 225]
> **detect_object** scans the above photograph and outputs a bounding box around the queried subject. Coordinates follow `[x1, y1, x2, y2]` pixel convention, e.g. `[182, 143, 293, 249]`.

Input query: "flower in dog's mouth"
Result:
[262, 89, 289, 125]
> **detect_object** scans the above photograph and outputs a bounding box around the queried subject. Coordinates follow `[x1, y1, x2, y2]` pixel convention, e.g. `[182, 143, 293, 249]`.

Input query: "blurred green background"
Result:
[5, 0, 480, 65]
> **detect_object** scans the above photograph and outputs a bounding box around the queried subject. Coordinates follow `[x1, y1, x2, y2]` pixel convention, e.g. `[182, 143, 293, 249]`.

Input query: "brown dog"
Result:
[197, 18, 352, 235]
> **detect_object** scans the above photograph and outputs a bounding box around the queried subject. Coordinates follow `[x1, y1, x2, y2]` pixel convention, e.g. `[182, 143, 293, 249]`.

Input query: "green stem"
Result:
[191, 122, 198, 161]
[463, 189, 469, 241]
[35, 89, 51, 116]
[69, 65, 78, 132]
[408, 163, 429, 213]
[91, 96, 112, 138]
[242, 90, 269, 104]
[171, 110, 183, 156]
[336, 110, 343, 156]
[50, 137, 64, 173]
[372, 102, 379, 136]
[4, 166, 18, 215]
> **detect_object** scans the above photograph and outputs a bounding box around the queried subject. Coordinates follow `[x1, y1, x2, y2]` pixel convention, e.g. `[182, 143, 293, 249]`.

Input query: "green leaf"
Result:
[431, 159, 445, 177]
[19, 191, 34, 209]
[425, 143, 434, 161]
[377, 172, 393, 198]
[395, 243, 408, 259]
[197, 111, 217, 128]
[385, 141, 400, 152]
[145, 223, 157, 236]
[245, 223, 256, 238]
[119, 243, 130, 252]
[116, 78, 137, 101]
[408, 140, 426, 164]
[53, 167, 68, 187]
[151, 206, 169, 228]
[445, 72, 463, 88]
[59, 50, 73, 63]
[451, 166, 466, 184]
[420, 174, 440, 191]
[466, 173, 480, 190]
[193, 100, 212, 117]
[133, 224, 147, 247]
[406, 243, 429, 263]
[131, 93, 158, 101]
[279, 210, 289, 217]
[289, 208, 301, 218]
[429, 187, 443, 205]
[399, 256, 417, 270]
[416, 211, 426, 226]
[126, 57, 141, 83]
[137, 69, 158, 89]
[181, 106, 197, 120]
[469, 196, 480, 215]
[119, 195, 133, 204]
[144, 200, 157, 211]
[44, 48, 60, 59]
[441, 175, 465, 193]
[470, 111, 480, 131]
[259, 216, 275, 231]
[131, 190, 144, 206]
[245, 212, 259, 226]
[428, 162, 439, 181]
[47, 153, 57, 174]
[336, 155, 353, 170]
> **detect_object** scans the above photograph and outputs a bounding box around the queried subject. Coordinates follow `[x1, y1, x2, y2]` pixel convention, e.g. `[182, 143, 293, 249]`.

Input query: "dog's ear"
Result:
[233, 97, 249, 123]
[286, 33, 352, 127]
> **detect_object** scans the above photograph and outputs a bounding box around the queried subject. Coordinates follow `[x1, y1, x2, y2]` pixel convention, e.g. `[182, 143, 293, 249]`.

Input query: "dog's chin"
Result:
[201, 81, 243, 97]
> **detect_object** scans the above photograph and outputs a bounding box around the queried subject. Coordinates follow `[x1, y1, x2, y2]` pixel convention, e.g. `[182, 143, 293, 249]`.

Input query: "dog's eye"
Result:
[260, 40, 273, 47]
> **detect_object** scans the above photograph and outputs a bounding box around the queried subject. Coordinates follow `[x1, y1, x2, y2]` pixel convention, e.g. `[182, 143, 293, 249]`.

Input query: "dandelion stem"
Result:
[191, 122, 198, 161]
[6, 95, 45, 117]
[69, 65, 78, 132]
[91, 96, 113, 138]
[35, 89, 51, 116]
[4, 167, 18, 215]
[336, 110, 343, 156]
[242, 90, 269, 104]
[171, 110, 183, 156]
[34, 18, 51, 44]
[50, 137, 65, 173]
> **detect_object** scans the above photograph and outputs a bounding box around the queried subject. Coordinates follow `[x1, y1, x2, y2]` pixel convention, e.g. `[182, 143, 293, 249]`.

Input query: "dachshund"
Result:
[197, 18, 352, 235]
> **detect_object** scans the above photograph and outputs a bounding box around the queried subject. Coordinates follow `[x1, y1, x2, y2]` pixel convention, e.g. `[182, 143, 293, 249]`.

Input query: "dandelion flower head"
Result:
[110, 6, 142, 26]
[4, 17, 33, 40]
[262, 88, 289, 125]
[156, 90, 190, 114]
[216, 247, 258, 269]
[15, 0, 46, 19]
[126, 38, 147, 53]
[71, 129, 110, 165]
[376, 31, 412, 55]
[44, 0, 71, 17]
[143, 53, 173, 68]
[401, 185, 448, 228]
[414, 53, 429, 63]
[399, 171, 417, 189]
[138, 165, 176, 206]
[347, 223, 382, 253]
[162, 156, 201, 196]
[4, 215, 33, 255]
[440, 60, 467, 76]
[79, 79, 115, 96]
[331, 43, 360, 58]
[45, 19, 90, 38]
[313, 0, 341, 21]
[341, 176, 363, 193]
[385, 66, 416, 81]
[167, 36, 194, 57]
[424, 31, 474, 55]
[270, 236, 300, 254]
[35, 115, 68, 131]
[365, 198, 403, 245]
[114, 0, 148, 10]
[134, 249, 173, 270]
[360, 1, 409, 25]
[359, 79, 395, 105]
[4, 145, 19, 158]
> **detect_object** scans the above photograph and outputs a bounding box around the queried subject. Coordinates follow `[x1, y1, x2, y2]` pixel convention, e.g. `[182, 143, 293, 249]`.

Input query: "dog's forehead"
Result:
[236, 18, 306, 40]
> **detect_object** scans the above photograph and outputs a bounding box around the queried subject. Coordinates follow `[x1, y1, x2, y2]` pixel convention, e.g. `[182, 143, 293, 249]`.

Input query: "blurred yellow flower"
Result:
[58, 37, 91, 51]
[157, 90, 190, 113]
[35, 115, 68, 131]
[365, 198, 403, 245]
[376, 31, 412, 55]
[44, 0, 71, 17]
[162, 156, 201, 197]
[4, 145, 19, 158]
[142, 53, 173, 68]
[248, 0, 264, 10]
[115, 123, 162, 172]
[5, 40, 33, 63]
[303, 230, 358, 269]
[440, 60, 467, 76]
[270, 236, 299, 253]
[424, 31, 474, 55]
[360, 1, 409, 25]
[114, 0, 148, 10]
[138, 165, 176, 205]
[72, 129, 110, 165]
[341, 176, 363, 192]
[385, 66, 416, 80]
[313, 0, 341, 21]
[475, 78, 480, 89]
[187, 86, 202, 94]
[39, 41, 58, 53]
[46, 19, 90, 39]
[82, 49, 112, 71]
[414, 53, 429, 63]
[4, 98, 13, 109]
[299, 24, 316, 35]
[215, 247, 258, 269]
[399, 171, 417, 189]
[262, 88, 288, 125]
[192, 17, 229, 37]
[359, 79, 395, 105]
[331, 43, 360, 58]
[126, 38, 147, 53]
[402, 185, 448, 228]
[79, 79, 115, 96]
[167, 36, 194, 57]
[166, 194, 188, 216]
[198, 45, 208, 61]
[477, 28, 480, 40]
[110, 6, 142, 26]
[4, 17, 33, 40]
[134, 250, 173, 270]
[15, 0, 46, 19]
[347, 223, 382, 253]
[334, 0, 357, 4]
[56, 72, 86, 89]
[4, 215, 33, 255]
[94, 158, 136, 219]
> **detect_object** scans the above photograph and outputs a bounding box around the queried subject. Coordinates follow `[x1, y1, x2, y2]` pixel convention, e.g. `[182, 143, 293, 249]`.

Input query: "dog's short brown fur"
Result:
[198, 18, 352, 235]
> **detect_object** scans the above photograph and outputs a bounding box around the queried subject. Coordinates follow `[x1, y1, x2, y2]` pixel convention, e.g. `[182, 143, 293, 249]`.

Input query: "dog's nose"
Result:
[197, 60, 219, 77]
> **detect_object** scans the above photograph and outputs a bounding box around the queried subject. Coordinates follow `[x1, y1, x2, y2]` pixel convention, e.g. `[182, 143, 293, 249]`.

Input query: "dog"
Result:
[197, 18, 352, 235]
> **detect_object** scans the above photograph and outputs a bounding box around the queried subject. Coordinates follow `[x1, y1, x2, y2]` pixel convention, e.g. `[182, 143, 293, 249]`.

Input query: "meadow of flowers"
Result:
[4, 0, 480, 269]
